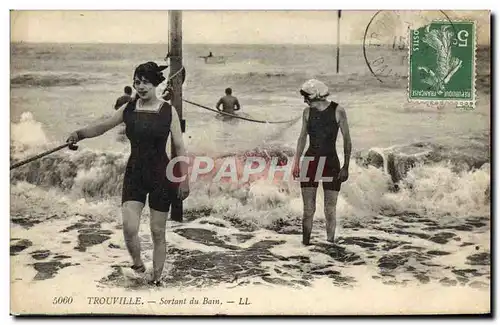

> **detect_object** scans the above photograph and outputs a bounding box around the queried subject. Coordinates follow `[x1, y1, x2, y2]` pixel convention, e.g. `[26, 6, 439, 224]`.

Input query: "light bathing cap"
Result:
[300, 79, 330, 100]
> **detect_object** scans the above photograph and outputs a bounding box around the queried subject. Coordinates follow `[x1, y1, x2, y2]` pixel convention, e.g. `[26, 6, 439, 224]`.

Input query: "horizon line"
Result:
[9, 41, 350, 45]
[11, 41, 492, 47]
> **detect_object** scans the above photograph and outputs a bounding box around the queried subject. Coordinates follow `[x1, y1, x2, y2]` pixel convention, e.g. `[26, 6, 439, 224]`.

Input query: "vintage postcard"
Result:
[10, 10, 491, 315]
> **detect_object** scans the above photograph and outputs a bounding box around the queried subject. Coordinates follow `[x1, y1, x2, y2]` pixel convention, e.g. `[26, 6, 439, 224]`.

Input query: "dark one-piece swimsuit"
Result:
[122, 98, 176, 212]
[300, 101, 342, 191]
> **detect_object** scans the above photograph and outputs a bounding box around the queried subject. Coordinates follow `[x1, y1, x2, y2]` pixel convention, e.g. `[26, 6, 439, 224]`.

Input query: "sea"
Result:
[10, 42, 491, 314]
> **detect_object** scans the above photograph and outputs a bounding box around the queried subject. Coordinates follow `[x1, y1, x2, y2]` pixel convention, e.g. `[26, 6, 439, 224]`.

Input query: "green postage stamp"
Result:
[409, 20, 476, 108]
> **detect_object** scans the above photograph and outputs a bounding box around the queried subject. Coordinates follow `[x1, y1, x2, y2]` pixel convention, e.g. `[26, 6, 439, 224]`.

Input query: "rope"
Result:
[10, 143, 78, 170]
[167, 64, 299, 125]
[183, 99, 301, 124]
[168, 65, 185, 83]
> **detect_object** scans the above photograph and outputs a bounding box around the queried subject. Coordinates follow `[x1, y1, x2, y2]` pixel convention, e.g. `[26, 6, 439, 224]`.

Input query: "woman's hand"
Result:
[338, 166, 349, 182]
[162, 84, 173, 101]
[292, 159, 301, 179]
[177, 179, 190, 201]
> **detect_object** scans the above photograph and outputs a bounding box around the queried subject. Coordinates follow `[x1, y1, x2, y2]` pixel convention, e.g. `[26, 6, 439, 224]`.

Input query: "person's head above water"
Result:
[133, 62, 168, 100]
[124, 86, 132, 95]
[225, 87, 232, 95]
[300, 79, 330, 104]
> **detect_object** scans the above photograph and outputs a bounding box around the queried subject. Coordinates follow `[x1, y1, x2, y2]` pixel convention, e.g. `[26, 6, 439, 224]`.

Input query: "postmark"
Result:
[408, 20, 476, 108]
[363, 11, 454, 84]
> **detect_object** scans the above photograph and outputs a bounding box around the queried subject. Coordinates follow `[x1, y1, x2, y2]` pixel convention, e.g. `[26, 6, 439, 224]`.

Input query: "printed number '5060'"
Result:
[53, 296, 73, 304]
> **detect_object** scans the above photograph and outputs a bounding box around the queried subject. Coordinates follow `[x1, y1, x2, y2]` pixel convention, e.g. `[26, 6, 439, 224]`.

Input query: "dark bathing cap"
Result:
[133, 61, 169, 87]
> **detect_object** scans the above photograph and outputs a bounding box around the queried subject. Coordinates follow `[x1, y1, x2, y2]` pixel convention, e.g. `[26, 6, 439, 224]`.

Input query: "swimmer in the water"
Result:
[216, 87, 241, 117]
[114, 86, 133, 110]
[66, 62, 189, 286]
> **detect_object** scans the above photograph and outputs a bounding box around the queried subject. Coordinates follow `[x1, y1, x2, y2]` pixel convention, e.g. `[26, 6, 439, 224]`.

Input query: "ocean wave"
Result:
[10, 111, 490, 219]
[11, 149, 128, 198]
[354, 138, 490, 184]
[10, 136, 490, 221]
[11, 71, 105, 88]
[9, 145, 292, 200]
[11, 112, 49, 154]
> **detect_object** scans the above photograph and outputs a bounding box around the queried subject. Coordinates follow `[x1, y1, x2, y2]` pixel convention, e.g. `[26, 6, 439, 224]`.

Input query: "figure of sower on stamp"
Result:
[293, 79, 352, 246]
[409, 21, 475, 105]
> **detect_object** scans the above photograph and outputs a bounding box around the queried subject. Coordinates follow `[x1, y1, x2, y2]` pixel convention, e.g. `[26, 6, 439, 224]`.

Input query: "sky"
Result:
[10, 10, 491, 45]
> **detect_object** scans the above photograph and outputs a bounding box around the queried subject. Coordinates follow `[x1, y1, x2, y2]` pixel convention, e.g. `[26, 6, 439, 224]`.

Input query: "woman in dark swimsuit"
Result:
[66, 62, 189, 285]
[293, 79, 352, 246]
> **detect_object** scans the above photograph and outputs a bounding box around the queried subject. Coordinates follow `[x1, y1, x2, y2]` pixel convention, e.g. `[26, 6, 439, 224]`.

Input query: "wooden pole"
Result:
[336, 10, 341, 74]
[169, 10, 184, 222]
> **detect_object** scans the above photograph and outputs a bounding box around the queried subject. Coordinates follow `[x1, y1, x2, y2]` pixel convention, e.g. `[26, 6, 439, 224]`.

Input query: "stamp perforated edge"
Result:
[406, 19, 477, 109]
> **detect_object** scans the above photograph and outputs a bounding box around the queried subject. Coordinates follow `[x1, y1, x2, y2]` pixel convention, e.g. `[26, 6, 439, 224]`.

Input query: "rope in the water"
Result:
[183, 99, 301, 124]
[165, 60, 300, 124]
[165, 59, 300, 124]
[10, 143, 78, 170]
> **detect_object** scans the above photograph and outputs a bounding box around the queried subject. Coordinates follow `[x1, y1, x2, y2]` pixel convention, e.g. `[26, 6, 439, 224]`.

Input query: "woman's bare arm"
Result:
[336, 105, 352, 169]
[73, 104, 126, 140]
[294, 107, 309, 164]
